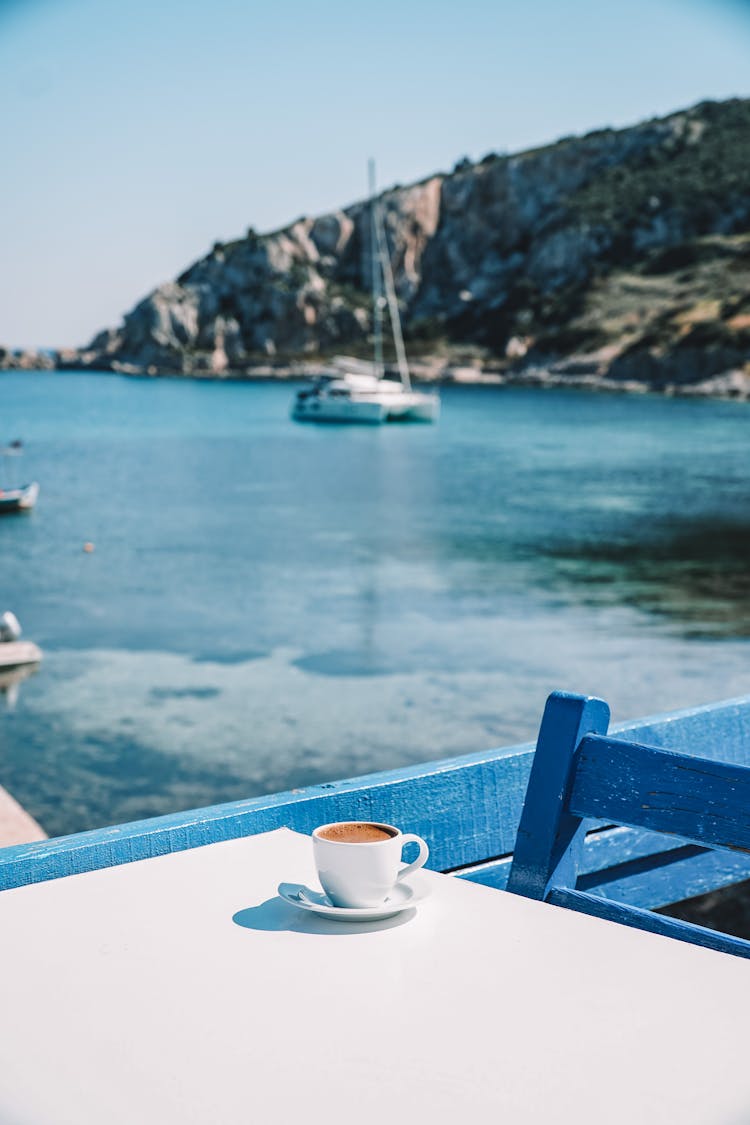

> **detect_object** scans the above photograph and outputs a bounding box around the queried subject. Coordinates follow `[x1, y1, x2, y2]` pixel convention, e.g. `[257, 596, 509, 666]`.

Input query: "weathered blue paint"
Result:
[571, 733, 750, 850]
[548, 888, 750, 960]
[4, 691, 750, 920]
[507, 691, 750, 957]
[505, 692, 610, 900]
[578, 843, 750, 907]
[457, 836, 750, 908]
[0, 742, 537, 891]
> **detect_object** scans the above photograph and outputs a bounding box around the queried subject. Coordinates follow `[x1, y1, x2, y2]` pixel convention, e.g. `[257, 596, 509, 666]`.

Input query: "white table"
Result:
[1, 828, 748, 1124]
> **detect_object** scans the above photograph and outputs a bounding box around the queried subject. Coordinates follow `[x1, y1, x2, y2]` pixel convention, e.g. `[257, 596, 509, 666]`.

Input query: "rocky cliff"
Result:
[56, 97, 750, 392]
[0, 348, 54, 372]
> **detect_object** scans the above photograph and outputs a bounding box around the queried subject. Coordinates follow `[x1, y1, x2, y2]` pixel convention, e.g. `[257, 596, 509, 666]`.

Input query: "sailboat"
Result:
[0, 441, 39, 513]
[292, 163, 440, 425]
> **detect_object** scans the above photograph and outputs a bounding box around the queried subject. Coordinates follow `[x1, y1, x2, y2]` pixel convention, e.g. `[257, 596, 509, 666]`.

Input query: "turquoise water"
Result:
[2, 371, 750, 837]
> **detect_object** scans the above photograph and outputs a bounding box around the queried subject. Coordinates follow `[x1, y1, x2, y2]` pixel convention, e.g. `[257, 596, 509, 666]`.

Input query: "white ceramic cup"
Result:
[312, 821, 430, 908]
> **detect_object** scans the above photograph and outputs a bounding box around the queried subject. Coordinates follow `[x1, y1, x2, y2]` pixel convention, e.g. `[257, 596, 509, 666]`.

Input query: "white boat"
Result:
[0, 612, 42, 669]
[292, 163, 439, 425]
[293, 372, 438, 424]
[0, 480, 39, 513]
[0, 442, 39, 513]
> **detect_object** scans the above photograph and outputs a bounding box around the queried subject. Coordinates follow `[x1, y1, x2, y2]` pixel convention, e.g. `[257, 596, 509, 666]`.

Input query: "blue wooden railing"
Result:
[3, 693, 750, 906]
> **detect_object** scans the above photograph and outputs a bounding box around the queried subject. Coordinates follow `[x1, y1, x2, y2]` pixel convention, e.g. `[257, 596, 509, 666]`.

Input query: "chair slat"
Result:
[547, 887, 750, 959]
[578, 843, 750, 907]
[504, 693, 750, 958]
[570, 734, 750, 854]
[461, 833, 750, 907]
[506, 692, 611, 899]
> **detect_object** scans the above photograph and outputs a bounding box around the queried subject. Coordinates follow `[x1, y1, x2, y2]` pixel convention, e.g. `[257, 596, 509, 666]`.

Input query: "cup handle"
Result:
[397, 834, 429, 882]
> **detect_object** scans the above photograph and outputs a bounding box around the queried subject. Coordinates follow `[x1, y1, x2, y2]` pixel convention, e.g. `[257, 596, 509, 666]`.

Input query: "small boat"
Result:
[292, 163, 439, 426]
[0, 611, 42, 670]
[0, 442, 39, 514]
[0, 481, 39, 514]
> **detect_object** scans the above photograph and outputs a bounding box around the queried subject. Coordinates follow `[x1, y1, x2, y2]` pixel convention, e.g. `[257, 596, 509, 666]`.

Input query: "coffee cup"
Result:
[312, 821, 429, 909]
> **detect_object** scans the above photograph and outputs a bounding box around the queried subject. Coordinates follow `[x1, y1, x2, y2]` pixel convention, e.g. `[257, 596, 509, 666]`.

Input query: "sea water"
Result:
[2, 371, 750, 836]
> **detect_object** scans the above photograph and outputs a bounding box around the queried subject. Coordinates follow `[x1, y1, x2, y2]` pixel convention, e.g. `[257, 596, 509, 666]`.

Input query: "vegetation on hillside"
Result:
[569, 100, 750, 262]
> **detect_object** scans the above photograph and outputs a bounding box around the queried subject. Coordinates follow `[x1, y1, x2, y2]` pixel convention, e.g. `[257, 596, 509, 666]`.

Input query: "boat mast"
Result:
[368, 159, 384, 382]
[371, 168, 412, 392]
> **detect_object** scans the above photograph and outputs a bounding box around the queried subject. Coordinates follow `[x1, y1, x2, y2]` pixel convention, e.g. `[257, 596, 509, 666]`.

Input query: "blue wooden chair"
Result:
[507, 690, 750, 959]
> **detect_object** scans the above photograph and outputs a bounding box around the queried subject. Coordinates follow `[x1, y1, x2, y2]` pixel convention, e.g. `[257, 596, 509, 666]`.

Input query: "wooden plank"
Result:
[0, 785, 46, 847]
[0, 741, 537, 891]
[570, 734, 750, 852]
[547, 887, 750, 959]
[578, 844, 750, 907]
[506, 692, 610, 900]
[455, 825, 675, 881]
[458, 831, 750, 908]
[579, 824, 675, 870]
[612, 695, 750, 764]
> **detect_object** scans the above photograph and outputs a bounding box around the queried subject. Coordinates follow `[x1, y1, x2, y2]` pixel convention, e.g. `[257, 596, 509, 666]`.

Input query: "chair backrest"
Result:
[507, 690, 750, 959]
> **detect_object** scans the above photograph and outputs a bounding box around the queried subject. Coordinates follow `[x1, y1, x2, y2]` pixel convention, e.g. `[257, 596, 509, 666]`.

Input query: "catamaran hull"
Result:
[383, 394, 440, 423]
[292, 392, 439, 425]
[292, 399, 388, 424]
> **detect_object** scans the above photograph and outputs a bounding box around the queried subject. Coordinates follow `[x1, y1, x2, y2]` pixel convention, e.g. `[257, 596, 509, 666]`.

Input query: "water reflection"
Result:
[544, 517, 750, 637]
[0, 663, 39, 710]
[3, 377, 750, 836]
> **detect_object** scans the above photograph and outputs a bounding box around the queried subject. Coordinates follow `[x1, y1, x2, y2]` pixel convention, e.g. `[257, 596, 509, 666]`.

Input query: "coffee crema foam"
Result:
[317, 823, 397, 844]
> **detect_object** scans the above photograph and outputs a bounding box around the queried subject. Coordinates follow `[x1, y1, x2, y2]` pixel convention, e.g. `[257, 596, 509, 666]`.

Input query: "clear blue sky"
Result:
[1, 0, 749, 348]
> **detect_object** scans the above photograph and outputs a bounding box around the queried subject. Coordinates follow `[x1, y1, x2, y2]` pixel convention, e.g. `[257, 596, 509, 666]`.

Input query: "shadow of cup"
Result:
[232, 896, 416, 936]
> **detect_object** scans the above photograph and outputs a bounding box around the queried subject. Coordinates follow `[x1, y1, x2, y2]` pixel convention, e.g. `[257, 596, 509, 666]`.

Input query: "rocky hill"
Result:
[49, 98, 750, 393]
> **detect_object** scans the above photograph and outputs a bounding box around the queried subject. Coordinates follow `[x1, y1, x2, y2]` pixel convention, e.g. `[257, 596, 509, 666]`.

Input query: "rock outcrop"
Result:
[0, 348, 55, 372]
[60, 98, 750, 393]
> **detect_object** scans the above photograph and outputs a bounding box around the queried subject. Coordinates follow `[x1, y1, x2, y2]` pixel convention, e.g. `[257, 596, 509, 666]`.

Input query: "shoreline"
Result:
[3, 355, 750, 401]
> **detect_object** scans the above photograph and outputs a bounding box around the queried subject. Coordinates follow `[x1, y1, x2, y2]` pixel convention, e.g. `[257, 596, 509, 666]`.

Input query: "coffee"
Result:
[312, 820, 430, 907]
[317, 822, 397, 844]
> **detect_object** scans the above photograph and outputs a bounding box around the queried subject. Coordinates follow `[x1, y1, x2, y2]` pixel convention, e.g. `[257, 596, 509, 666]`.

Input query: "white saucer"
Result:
[277, 878, 429, 922]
